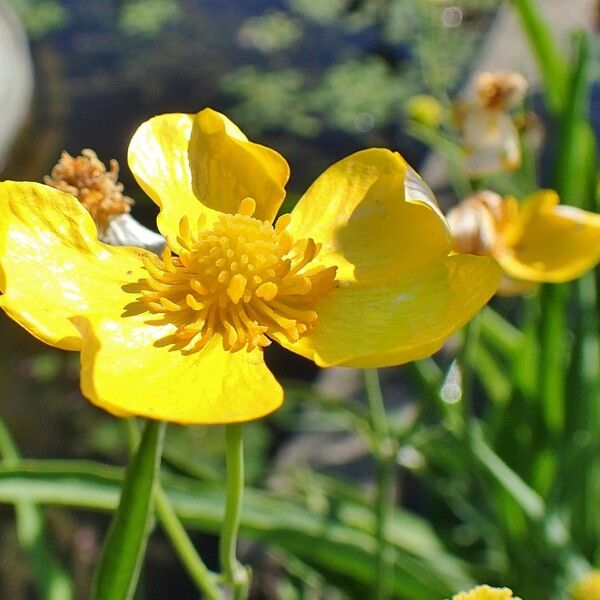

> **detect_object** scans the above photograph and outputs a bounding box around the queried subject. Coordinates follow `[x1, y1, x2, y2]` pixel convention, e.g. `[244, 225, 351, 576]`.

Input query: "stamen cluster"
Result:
[45, 149, 133, 232]
[141, 198, 337, 353]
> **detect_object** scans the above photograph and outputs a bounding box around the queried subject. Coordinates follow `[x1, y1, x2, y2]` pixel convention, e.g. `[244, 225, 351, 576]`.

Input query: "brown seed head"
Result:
[45, 149, 133, 232]
[474, 71, 528, 111]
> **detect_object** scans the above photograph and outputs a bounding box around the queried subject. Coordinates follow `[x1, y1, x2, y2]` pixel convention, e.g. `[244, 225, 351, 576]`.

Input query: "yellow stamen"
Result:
[140, 198, 338, 352]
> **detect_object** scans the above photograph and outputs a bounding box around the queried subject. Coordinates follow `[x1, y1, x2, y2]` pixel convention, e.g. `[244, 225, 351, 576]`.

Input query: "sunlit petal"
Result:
[76, 315, 282, 424]
[497, 190, 600, 282]
[275, 254, 500, 367]
[0, 181, 149, 350]
[127, 112, 213, 251]
[188, 108, 290, 222]
[287, 148, 451, 283]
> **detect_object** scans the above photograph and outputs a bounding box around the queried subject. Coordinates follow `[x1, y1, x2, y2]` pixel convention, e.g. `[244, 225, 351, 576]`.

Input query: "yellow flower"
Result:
[452, 584, 521, 600]
[460, 71, 528, 178]
[0, 108, 500, 424]
[448, 189, 600, 294]
[572, 570, 600, 600]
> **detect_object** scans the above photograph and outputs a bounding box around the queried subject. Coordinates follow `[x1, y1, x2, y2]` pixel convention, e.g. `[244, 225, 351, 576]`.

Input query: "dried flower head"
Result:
[474, 71, 528, 111]
[44, 149, 133, 233]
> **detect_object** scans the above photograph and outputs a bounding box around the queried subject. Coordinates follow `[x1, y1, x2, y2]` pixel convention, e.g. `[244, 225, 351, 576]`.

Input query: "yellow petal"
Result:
[127, 112, 212, 251]
[127, 109, 290, 250]
[188, 108, 290, 222]
[287, 149, 451, 284]
[275, 254, 500, 368]
[75, 314, 283, 424]
[497, 190, 600, 282]
[0, 182, 149, 350]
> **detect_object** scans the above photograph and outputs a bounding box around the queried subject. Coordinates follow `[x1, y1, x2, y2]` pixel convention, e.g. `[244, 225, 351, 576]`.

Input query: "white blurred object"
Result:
[101, 213, 166, 253]
[0, 3, 34, 172]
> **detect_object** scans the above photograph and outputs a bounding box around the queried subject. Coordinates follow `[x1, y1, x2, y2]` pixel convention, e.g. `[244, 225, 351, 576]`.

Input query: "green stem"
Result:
[154, 488, 224, 600]
[538, 285, 568, 437]
[124, 420, 225, 600]
[458, 316, 481, 434]
[220, 424, 249, 600]
[92, 420, 166, 600]
[363, 369, 395, 600]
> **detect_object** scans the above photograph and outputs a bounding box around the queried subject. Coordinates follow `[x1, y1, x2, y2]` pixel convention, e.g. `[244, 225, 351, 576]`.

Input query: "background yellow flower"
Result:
[448, 189, 600, 294]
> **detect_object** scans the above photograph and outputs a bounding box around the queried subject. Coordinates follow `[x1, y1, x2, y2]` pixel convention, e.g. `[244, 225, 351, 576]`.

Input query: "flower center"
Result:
[140, 198, 337, 353]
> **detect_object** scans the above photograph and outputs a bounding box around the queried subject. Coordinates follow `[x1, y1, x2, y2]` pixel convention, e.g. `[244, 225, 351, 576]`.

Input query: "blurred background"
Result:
[0, 1, 598, 598]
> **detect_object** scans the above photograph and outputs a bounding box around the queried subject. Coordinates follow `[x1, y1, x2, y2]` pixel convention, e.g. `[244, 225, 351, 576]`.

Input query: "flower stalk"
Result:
[154, 487, 225, 600]
[124, 419, 225, 600]
[363, 368, 396, 600]
[220, 424, 249, 599]
[92, 419, 166, 600]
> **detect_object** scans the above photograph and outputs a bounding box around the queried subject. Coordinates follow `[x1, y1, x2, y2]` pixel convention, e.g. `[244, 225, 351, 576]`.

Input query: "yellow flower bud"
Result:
[406, 94, 444, 127]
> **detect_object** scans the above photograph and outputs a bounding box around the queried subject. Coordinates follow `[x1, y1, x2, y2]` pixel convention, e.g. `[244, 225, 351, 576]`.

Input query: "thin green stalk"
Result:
[124, 420, 225, 600]
[363, 369, 395, 600]
[0, 415, 73, 600]
[479, 306, 523, 357]
[538, 284, 568, 437]
[154, 488, 224, 600]
[92, 420, 166, 600]
[220, 424, 249, 600]
[458, 316, 481, 435]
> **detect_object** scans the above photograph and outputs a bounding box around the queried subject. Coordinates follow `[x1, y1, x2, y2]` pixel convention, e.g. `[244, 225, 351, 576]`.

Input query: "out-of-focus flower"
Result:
[571, 570, 600, 600]
[0, 108, 499, 424]
[45, 149, 165, 252]
[406, 94, 444, 127]
[448, 189, 600, 294]
[460, 71, 528, 178]
[514, 110, 545, 151]
[452, 585, 521, 600]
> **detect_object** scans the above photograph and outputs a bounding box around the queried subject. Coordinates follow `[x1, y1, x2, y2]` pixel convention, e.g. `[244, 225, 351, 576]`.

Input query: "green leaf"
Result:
[479, 307, 523, 358]
[472, 343, 511, 407]
[0, 418, 73, 600]
[554, 32, 594, 207]
[0, 459, 474, 600]
[470, 425, 545, 521]
[510, 0, 568, 114]
[91, 420, 166, 600]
